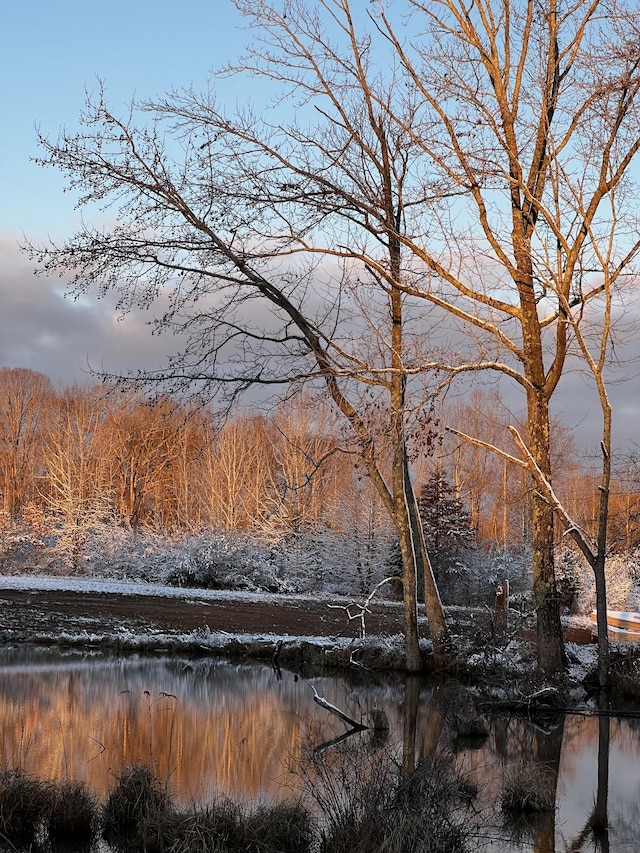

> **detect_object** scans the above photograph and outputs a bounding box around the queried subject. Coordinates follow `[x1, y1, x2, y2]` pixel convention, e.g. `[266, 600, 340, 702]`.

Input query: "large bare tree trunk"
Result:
[527, 372, 567, 675]
[393, 415, 422, 671]
[395, 506, 422, 672]
[531, 495, 566, 675]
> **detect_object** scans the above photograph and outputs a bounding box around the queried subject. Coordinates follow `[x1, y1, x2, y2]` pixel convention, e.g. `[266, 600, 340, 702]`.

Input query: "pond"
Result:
[0, 646, 639, 851]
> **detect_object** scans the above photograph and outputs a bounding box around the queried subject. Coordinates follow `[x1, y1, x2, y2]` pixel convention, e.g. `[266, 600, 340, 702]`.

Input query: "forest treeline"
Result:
[1, 366, 640, 586]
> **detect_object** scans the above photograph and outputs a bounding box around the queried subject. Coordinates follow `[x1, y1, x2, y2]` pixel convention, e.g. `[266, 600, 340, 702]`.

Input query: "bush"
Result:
[48, 779, 98, 844]
[102, 765, 172, 844]
[0, 767, 53, 844]
[114, 798, 313, 853]
[163, 533, 291, 593]
[0, 759, 473, 853]
[168, 800, 246, 852]
[500, 763, 556, 814]
[244, 802, 314, 853]
[295, 740, 470, 853]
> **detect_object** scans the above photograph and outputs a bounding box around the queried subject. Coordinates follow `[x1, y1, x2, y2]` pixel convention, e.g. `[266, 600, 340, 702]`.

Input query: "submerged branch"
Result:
[311, 686, 368, 731]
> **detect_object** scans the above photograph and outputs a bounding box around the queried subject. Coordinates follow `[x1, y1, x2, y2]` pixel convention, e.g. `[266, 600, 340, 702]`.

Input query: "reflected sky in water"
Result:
[0, 647, 639, 852]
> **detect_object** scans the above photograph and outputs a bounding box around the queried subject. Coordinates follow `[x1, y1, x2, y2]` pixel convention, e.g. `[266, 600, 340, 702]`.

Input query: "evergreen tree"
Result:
[418, 471, 476, 601]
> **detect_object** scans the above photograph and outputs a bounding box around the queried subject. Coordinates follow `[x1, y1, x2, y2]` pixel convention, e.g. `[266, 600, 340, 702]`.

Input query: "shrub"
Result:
[164, 533, 290, 593]
[500, 763, 556, 814]
[48, 779, 98, 844]
[102, 765, 172, 844]
[170, 800, 245, 852]
[295, 739, 470, 853]
[244, 802, 314, 853]
[134, 799, 313, 853]
[0, 767, 52, 844]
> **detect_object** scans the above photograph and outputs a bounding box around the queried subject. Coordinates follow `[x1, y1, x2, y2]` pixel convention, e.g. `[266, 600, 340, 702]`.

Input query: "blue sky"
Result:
[1, 0, 249, 238]
[0, 0, 258, 386]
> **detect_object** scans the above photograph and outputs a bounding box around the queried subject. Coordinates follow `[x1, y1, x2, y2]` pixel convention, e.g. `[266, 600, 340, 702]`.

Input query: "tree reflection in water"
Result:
[534, 715, 564, 853]
[0, 649, 638, 851]
[566, 704, 610, 853]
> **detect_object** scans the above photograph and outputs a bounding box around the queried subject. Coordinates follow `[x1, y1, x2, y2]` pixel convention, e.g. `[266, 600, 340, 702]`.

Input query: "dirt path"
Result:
[0, 586, 408, 640]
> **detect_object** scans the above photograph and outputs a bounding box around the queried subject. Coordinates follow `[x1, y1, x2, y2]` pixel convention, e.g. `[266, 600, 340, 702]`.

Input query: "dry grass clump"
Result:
[387, 754, 472, 853]
[160, 800, 246, 853]
[0, 767, 52, 844]
[117, 798, 312, 853]
[48, 779, 99, 844]
[243, 802, 314, 853]
[500, 763, 557, 814]
[102, 764, 172, 846]
[101, 778, 312, 853]
[296, 740, 471, 853]
[0, 755, 466, 852]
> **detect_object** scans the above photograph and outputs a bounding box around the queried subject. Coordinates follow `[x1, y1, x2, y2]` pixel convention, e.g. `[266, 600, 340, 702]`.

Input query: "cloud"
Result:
[0, 233, 176, 385]
[550, 301, 640, 455]
[1, 231, 639, 454]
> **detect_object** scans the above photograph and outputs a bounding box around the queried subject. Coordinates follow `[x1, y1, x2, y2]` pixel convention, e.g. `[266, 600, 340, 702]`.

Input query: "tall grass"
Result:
[500, 763, 556, 814]
[294, 738, 472, 853]
[0, 749, 471, 852]
[49, 779, 98, 844]
[0, 767, 52, 845]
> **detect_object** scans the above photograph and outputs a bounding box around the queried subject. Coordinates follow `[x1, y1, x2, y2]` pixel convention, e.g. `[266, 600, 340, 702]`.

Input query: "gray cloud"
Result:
[0, 234, 176, 385]
[1, 233, 638, 455]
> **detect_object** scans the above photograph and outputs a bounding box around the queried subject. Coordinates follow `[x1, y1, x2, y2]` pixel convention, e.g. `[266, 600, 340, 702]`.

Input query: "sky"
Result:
[0, 0, 249, 383]
[1, 1, 640, 455]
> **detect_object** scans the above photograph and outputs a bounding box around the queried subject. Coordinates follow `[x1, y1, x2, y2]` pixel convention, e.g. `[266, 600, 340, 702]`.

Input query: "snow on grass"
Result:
[32, 625, 410, 671]
[0, 574, 361, 606]
[51, 628, 357, 648]
[565, 642, 597, 681]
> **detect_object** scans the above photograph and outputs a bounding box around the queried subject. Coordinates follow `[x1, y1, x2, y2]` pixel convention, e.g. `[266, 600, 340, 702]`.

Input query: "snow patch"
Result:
[0, 574, 347, 606]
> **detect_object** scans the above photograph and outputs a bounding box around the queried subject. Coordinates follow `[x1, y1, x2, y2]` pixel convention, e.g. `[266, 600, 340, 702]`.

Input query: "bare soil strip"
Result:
[0, 587, 407, 641]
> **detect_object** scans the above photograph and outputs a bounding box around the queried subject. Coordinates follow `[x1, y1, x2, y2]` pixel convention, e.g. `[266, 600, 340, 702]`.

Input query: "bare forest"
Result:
[2, 366, 640, 617]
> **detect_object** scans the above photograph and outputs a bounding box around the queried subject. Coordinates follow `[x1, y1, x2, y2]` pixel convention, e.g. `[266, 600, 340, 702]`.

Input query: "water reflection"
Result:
[0, 647, 639, 852]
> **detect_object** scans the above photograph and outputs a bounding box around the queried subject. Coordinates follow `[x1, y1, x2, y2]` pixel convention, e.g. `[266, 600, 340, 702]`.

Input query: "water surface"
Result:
[0, 647, 638, 851]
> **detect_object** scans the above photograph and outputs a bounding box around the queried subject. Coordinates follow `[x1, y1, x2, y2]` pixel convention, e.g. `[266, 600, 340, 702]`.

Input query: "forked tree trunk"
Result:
[403, 461, 447, 663]
[395, 504, 422, 673]
[393, 436, 448, 672]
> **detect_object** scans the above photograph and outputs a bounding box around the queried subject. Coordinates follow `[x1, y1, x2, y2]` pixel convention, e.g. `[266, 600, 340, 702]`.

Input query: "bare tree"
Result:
[27, 6, 457, 669]
[374, 0, 640, 674]
[154, 402, 210, 532]
[42, 385, 115, 569]
[453, 276, 617, 686]
[102, 391, 189, 530]
[438, 390, 527, 549]
[0, 368, 53, 520]
[202, 412, 277, 532]
[267, 394, 340, 534]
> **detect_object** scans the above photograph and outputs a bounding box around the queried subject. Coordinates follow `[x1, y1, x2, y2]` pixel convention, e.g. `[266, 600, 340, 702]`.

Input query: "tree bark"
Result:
[527, 382, 566, 675]
[404, 461, 447, 663]
[395, 496, 422, 673]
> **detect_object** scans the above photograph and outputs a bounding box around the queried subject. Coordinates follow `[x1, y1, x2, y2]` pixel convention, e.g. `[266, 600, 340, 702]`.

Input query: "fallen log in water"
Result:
[311, 686, 368, 731]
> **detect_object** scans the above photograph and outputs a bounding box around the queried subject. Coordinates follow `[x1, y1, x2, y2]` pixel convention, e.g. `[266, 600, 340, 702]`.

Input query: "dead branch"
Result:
[449, 423, 598, 565]
[445, 426, 526, 469]
[327, 575, 402, 639]
[508, 425, 596, 564]
[311, 686, 368, 731]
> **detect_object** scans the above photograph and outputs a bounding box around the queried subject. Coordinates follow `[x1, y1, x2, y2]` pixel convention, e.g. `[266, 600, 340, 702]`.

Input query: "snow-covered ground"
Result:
[0, 573, 286, 602]
[0, 572, 605, 688]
